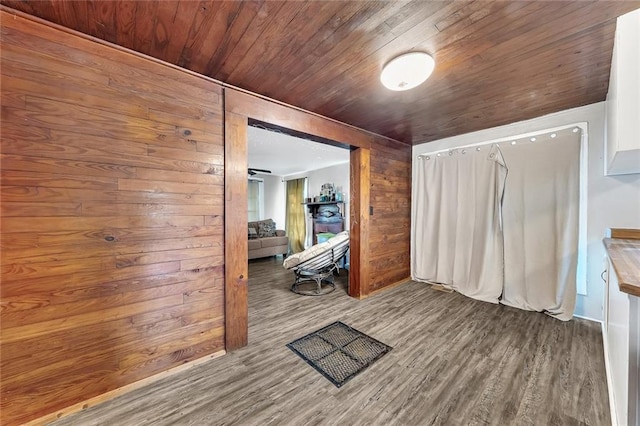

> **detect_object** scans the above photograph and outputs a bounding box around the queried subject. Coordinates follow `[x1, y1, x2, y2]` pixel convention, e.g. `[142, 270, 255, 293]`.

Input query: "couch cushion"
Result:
[248, 239, 262, 250]
[261, 236, 288, 248]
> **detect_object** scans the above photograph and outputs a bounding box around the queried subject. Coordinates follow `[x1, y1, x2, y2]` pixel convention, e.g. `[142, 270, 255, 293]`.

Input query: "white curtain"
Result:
[412, 128, 581, 321]
[499, 129, 580, 320]
[413, 144, 507, 304]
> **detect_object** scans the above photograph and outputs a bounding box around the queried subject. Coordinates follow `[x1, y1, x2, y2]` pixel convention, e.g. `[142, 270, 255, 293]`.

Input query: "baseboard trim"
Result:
[574, 315, 617, 424]
[573, 313, 602, 323]
[24, 350, 226, 426]
[366, 276, 411, 298]
[601, 322, 619, 426]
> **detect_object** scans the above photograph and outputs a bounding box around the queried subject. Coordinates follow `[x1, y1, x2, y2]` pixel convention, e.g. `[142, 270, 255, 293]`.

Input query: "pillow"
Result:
[257, 219, 276, 238]
[248, 227, 258, 240]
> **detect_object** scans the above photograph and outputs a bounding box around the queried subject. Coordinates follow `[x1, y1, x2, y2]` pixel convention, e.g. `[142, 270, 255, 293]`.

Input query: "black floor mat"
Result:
[286, 321, 392, 388]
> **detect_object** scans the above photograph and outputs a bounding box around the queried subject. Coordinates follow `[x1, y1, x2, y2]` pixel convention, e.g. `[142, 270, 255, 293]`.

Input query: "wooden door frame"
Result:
[224, 88, 371, 350]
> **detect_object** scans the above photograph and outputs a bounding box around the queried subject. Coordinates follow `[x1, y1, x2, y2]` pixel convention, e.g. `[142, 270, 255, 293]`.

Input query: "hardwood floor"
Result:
[52, 256, 609, 425]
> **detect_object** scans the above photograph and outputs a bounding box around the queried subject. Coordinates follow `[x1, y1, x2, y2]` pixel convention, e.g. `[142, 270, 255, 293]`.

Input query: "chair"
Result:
[283, 232, 350, 296]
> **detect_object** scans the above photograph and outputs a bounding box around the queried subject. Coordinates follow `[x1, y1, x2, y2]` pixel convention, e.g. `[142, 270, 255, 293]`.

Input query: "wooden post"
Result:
[224, 111, 249, 350]
[349, 148, 371, 298]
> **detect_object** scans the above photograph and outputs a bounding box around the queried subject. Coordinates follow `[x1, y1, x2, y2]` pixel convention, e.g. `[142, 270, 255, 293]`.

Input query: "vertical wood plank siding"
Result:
[349, 148, 370, 297]
[0, 12, 225, 425]
[223, 112, 249, 350]
[368, 140, 412, 291]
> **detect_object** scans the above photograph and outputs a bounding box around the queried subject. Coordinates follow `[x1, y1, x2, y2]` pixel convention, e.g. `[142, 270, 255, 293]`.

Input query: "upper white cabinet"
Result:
[606, 9, 640, 176]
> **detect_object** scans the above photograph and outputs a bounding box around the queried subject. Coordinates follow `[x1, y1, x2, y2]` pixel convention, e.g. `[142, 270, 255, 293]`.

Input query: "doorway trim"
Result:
[224, 88, 372, 350]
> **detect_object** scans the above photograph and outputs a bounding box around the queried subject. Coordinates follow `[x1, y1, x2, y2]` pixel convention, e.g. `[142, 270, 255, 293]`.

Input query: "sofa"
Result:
[248, 219, 289, 260]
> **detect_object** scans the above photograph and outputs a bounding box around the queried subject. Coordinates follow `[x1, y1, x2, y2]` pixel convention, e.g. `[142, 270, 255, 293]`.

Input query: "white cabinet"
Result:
[631, 298, 640, 426]
[605, 9, 640, 176]
[605, 256, 640, 425]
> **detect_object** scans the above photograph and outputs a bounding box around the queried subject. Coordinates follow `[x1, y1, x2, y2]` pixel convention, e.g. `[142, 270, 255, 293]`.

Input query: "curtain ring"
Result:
[426, 156, 430, 160]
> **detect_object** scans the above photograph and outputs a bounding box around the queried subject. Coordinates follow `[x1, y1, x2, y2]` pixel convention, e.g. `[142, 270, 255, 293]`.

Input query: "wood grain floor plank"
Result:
[50, 257, 609, 426]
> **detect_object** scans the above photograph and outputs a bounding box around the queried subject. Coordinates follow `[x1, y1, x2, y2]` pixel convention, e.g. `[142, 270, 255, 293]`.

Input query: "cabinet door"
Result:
[605, 258, 610, 332]
[606, 256, 630, 426]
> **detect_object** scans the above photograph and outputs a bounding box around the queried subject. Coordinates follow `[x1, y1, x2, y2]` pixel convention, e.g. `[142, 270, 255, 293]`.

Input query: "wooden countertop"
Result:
[604, 236, 640, 297]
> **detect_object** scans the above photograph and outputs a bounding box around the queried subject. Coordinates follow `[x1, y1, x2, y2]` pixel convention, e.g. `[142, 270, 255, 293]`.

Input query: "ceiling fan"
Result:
[248, 168, 272, 176]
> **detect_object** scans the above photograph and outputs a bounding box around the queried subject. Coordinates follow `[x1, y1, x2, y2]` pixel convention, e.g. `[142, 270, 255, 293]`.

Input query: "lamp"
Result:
[380, 52, 435, 91]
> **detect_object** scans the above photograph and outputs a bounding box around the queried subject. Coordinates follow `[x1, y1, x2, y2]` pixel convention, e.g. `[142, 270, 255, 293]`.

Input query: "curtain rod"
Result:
[282, 176, 308, 182]
[416, 123, 585, 158]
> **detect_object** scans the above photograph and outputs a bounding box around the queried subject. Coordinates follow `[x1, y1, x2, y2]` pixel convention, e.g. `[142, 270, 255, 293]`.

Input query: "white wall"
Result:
[412, 102, 640, 320]
[256, 173, 286, 230]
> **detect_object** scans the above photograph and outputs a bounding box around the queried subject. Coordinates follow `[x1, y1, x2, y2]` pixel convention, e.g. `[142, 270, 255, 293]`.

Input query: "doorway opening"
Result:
[224, 90, 372, 351]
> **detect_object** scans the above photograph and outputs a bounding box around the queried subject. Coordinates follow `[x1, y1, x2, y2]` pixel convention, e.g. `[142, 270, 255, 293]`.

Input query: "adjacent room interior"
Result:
[246, 124, 351, 297]
[1, 2, 639, 426]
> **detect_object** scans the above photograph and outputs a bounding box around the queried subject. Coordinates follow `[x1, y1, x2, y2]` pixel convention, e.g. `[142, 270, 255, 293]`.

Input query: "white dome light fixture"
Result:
[381, 52, 435, 91]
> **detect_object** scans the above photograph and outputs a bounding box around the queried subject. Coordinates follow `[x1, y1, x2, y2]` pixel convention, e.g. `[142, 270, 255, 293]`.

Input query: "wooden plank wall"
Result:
[0, 12, 225, 425]
[368, 138, 412, 291]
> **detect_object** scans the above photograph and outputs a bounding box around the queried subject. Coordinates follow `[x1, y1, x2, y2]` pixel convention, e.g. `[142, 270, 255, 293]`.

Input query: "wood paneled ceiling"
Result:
[3, 1, 639, 145]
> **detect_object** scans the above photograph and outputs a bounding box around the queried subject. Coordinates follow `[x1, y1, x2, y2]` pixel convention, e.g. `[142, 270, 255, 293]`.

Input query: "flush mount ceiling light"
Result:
[381, 52, 435, 91]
